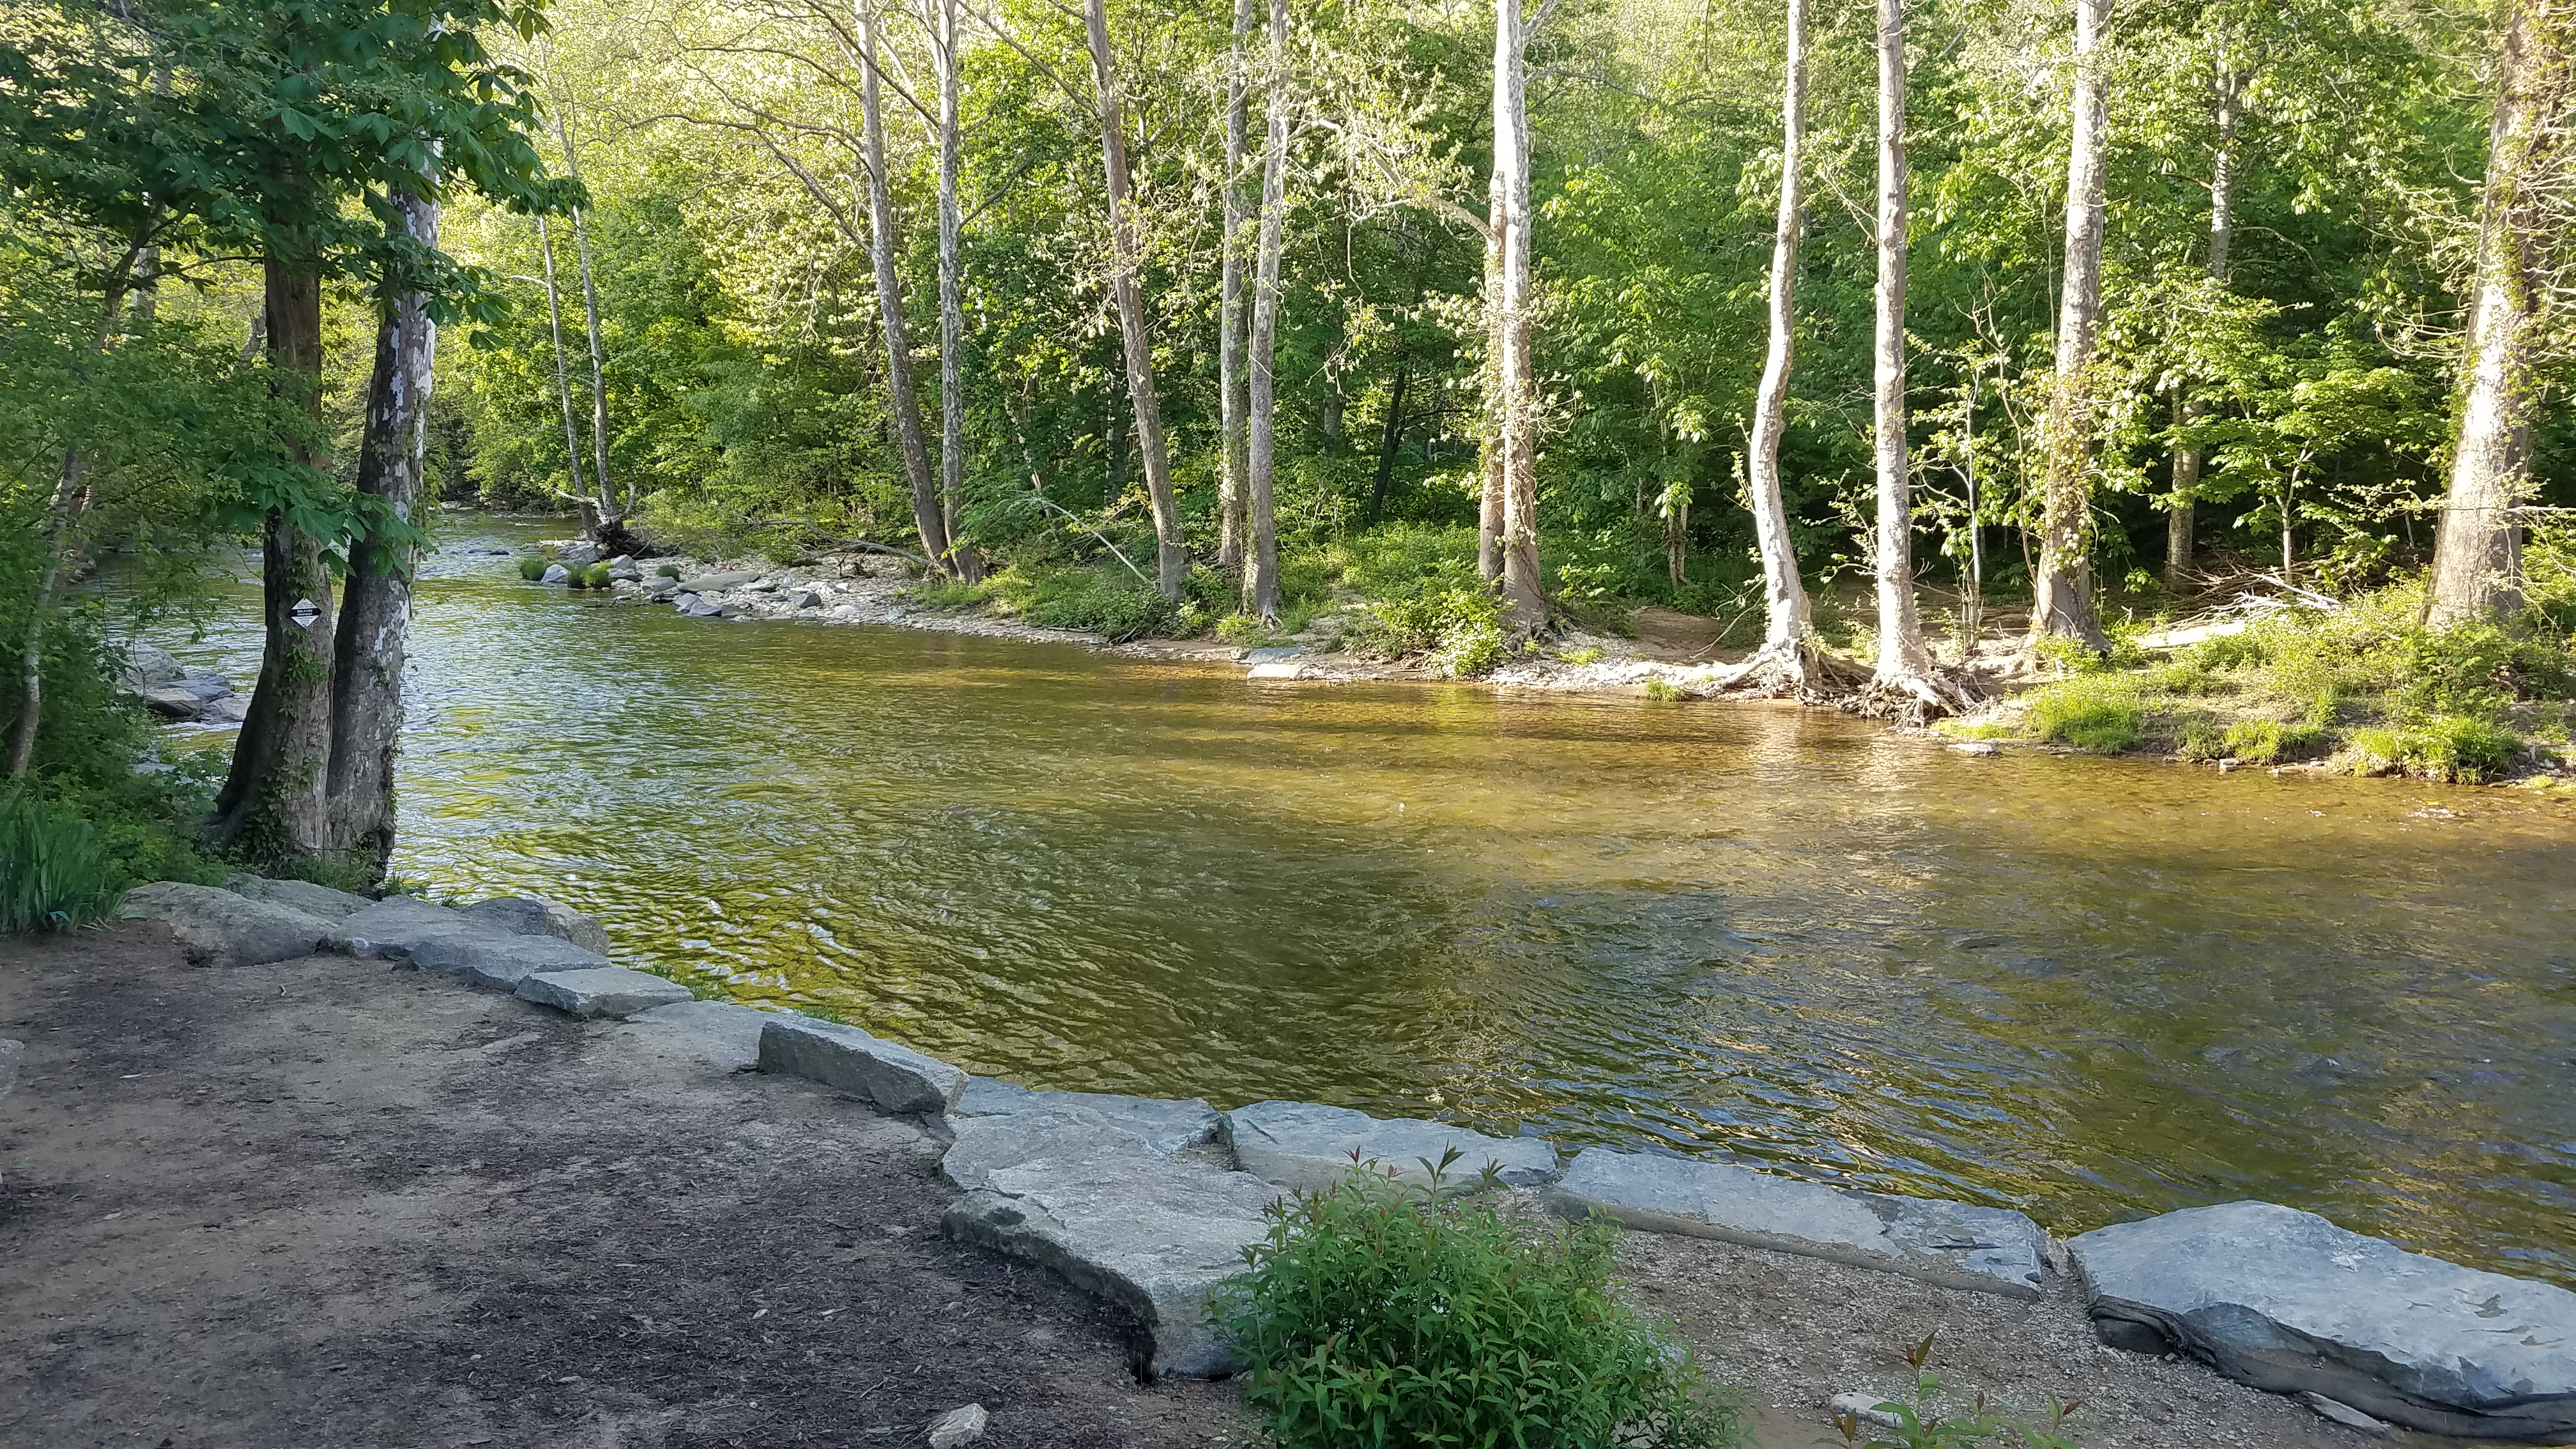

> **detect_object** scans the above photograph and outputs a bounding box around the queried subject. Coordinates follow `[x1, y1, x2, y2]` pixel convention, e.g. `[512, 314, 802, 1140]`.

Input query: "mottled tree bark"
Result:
[1217, 0, 1253, 573]
[213, 258, 338, 866]
[1871, 0, 1933, 688]
[1491, 0, 1544, 629]
[931, 0, 983, 583]
[1476, 173, 1504, 584]
[857, 0, 953, 572]
[1243, 0, 1289, 620]
[554, 110, 620, 535]
[1084, 0, 1188, 596]
[535, 215, 594, 530]
[326, 184, 440, 882]
[2033, 0, 2112, 650]
[2168, 68, 2241, 588]
[1367, 362, 1409, 526]
[2427, 0, 2566, 626]
[1742, 0, 1814, 667]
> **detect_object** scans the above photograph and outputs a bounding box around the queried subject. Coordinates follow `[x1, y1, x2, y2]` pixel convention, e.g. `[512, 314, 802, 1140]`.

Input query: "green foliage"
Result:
[0, 790, 123, 933]
[2022, 678, 2145, 753]
[2216, 719, 2326, 765]
[1563, 645, 1605, 665]
[579, 562, 614, 588]
[912, 576, 997, 611]
[654, 562, 682, 578]
[1216, 1154, 1740, 1449]
[2344, 717, 2523, 783]
[518, 556, 549, 580]
[1833, 1335, 2084, 1449]
[985, 567, 1175, 642]
[1644, 677, 1685, 702]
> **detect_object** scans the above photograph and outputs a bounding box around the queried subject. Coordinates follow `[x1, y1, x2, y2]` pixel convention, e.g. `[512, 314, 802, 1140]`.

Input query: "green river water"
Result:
[156, 515, 2576, 1287]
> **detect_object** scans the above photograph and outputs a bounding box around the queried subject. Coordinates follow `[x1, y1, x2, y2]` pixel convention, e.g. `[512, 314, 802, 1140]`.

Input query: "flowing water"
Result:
[154, 515, 2576, 1287]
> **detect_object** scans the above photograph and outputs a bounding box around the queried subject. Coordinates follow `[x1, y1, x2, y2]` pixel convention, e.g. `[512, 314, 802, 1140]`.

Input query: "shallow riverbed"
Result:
[153, 514, 2576, 1287]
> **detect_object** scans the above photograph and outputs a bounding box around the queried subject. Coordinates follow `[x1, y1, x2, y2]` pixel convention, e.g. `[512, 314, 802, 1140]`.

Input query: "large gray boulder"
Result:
[942, 1151, 1284, 1378]
[121, 882, 338, 966]
[460, 894, 614, 956]
[335, 896, 486, 958]
[620, 1000, 770, 1072]
[409, 931, 612, 992]
[1222, 1100, 1560, 1194]
[514, 967, 693, 1019]
[758, 1016, 967, 1114]
[1548, 1149, 2048, 1300]
[675, 569, 762, 594]
[118, 642, 182, 687]
[225, 874, 370, 921]
[941, 1104, 1169, 1192]
[132, 684, 205, 719]
[2069, 1201, 2576, 1438]
[953, 1077, 1220, 1156]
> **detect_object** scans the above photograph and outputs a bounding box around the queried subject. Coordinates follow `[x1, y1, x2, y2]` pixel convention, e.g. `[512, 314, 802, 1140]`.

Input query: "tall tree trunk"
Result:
[1872, 0, 1931, 686]
[554, 110, 618, 536]
[213, 258, 337, 866]
[932, 0, 983, 583]
[535, 215, 595, 529]
[1476, 173, 1504, 583]
[326, 184, 439, 882]
[1084, 0, 1188, 597]
[2033, 0, 2112, 650]
[7, 253, 138, 780]
[1367, 362, 1409, 526]
[857, 0, 953, 573]
[1743, 0, 1814, 666]
[1243, 0, 1289, 620]
[1491, 0, 1544, 629]
[2426, 0, 2564, 626]
[2168, 66, 2241, 588]
[1217, 0, 1253, 573]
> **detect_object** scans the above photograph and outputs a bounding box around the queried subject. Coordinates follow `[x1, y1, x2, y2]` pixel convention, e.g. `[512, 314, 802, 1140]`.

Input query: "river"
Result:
[151, 514, 2576, 1288]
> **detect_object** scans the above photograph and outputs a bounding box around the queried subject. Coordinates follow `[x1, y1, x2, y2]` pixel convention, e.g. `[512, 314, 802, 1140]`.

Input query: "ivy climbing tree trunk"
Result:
[213, 256, 338, 866]
[1243, 0, 1289, 620]
[1085, 0, 1188, 597]
[1491, 0, 1545, 630]
[2426, 0, 2568, 627]
[2032, 0, 2112, 651]
[1736, 0, 1814, 681]
[857, 0, 952, 574]
[931, 0, 983, 583]
[326, 182, 438, 883]
[1218, 0, 1252, 574]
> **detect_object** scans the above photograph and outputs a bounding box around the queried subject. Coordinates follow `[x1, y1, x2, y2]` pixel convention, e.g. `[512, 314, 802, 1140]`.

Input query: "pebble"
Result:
[926, 1402, 987, 1448]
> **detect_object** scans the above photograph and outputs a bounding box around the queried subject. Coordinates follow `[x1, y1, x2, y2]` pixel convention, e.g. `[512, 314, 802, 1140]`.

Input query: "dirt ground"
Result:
[0, 924, 2453, 1449]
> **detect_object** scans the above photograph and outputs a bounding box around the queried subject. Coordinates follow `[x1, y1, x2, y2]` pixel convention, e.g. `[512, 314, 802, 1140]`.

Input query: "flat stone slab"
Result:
[121, 882, 338, 966]
[514, 967, 693, 1019]
[942, 1105, 1169, 1192]
[1222, 1100, 1560, 1193]
[758, 1016, 967, 1114]
[225, 874, 371, 921]
[675, 569, 761, 594]
[461, 894, 614, 955]
[2070, 1200, 2576, 1438]
[408, 931, 613, 992]
[1548, 1148, 2047, 1299]
[620, 1000, 770, 1072]
[942, 1151, 1284, 1378]
[337, 896, 484, 957]
[953, 1077, 1220, 1156]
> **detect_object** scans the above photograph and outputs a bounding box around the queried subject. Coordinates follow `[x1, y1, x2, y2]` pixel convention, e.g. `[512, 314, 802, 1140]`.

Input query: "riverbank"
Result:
[2, 919, 2409, 1449]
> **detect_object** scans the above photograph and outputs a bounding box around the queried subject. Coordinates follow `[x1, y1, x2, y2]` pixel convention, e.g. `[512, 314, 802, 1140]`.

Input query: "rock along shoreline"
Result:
[116, 875, 2576, 1441]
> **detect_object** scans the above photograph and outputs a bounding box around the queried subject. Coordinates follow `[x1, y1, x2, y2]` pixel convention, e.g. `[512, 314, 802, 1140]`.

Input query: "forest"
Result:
[2, 0, 2573, 890]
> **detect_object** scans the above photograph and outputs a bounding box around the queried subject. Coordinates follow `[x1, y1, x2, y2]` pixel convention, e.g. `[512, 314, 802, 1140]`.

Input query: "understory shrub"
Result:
[518, 556, 549, 580]
[2021, 678, 2144, 753]
[990, 567, 1176, 641]
[1217, 1154, 1740, 1449]
[2343, 717, 2523, 783]
[0, 790, 123, 933]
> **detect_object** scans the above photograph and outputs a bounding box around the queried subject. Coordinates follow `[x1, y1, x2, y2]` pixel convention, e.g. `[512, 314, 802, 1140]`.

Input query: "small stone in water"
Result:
[926, 1403, 987, 1448]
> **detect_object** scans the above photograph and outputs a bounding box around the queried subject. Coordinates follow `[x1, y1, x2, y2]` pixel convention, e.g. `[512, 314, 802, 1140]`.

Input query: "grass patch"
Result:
[518, 556, 549, 581]
[2022, 677, 2145, 753]
[1217, 1154, 1740, 1449]
[1, 790, 124, 933]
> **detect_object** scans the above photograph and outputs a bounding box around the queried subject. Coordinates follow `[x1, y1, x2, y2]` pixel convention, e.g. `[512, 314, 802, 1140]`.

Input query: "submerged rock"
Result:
[120, 882, 338, 966]
[758, 1015, 967, 1114]
[1222, 1099, 1560, 1193]
[942, 1149, 1283, 1378]
[2069, 1200, 2576, 1438]
[514, 966, 692, 1019]
[1547, 1148, 2048, 1299]
[952, 1077, 1220, 1156]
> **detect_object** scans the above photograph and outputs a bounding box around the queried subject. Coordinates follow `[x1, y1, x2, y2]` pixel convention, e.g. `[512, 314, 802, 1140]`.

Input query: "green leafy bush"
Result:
[518, 556, 549, 580]
[1217, 1155, 1739, 1449]
[1834, 1334, 2084, 1449]
[2021, 678, 2144, 753]
[2345, 717, 2522, 783]
[580, 562, 615, 588]
[2218, 719, 2325, 765]
[1, 790, 123, 933]
[912, 576, 997, 610]
[654, 562, 682, 579]
[990, 567, 1176, 641]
